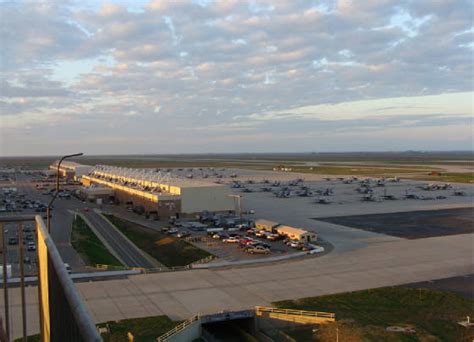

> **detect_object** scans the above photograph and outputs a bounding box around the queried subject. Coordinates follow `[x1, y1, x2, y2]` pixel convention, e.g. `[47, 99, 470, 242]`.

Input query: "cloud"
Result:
[0, 0, 473, 155]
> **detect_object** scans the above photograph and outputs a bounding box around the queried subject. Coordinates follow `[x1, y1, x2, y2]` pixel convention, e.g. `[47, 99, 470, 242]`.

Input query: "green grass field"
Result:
[14, 316, 182, 342]
[410, 172, 474, 184]
[274, 287, 474, 342]
[71, 216, 122, 267]
[104, 215, 212, 267]
[290, 165, 435, 176]
[97, 315, 181, 342]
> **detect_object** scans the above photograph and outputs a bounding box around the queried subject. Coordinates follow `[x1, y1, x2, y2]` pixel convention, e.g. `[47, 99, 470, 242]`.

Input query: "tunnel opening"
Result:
[201, 317, 256, 341]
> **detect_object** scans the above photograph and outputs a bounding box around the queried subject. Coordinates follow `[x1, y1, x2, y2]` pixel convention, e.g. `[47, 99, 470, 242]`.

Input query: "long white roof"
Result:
[88, 165, 223, 189]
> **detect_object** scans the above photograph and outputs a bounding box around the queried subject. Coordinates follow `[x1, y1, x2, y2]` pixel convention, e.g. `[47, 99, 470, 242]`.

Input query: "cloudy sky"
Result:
[0, 0, 472, 156]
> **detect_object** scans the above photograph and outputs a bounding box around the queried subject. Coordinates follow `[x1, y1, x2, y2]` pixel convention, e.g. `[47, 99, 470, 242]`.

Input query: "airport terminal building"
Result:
[80, 165, 235, 218]
[49, 160, 92, 181]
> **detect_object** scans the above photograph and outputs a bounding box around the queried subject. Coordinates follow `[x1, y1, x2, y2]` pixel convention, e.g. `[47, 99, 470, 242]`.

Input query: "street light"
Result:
[47, 153, 83, 233]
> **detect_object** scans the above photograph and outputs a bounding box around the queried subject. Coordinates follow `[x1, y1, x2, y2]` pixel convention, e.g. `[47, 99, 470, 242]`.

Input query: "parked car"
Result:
[246, 228, 257, 236]
[27, 242, 36, 251]
[223, 237, 240, 244]
[290, 241, 305, 249]
[167, 228, 178, 235]
[245, 245, 270, 254]
[253, 240, 271, 248]
[266, 233, 280, 241]
[8, 237, 17, 245]
[236, 223, 250, 230]
[239, 237, 254, 245]
[176, 231, 190, 238]
[83, 207, 90, 212]
[255, 230, 267, 237]
[218, 233, 229, 240]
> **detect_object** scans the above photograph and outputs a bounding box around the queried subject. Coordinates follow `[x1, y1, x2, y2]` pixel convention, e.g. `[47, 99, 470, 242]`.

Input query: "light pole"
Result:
[47, 153, 83, 233]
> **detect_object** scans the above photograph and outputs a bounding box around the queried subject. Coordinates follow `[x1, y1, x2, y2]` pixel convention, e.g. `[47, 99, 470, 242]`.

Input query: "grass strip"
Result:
[98, 315, 181, 342]
[274, 287, 473, 342]
[71, 215, 122, 267]
[104, 214, 212, 267]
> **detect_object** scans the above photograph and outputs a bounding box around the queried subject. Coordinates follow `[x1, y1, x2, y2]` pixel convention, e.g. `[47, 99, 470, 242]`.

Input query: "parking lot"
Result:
[157, 217, 321, 262]
[2, 221, 38, 276]
[1, 170, 87, 273]
[186, 230, 298, 261]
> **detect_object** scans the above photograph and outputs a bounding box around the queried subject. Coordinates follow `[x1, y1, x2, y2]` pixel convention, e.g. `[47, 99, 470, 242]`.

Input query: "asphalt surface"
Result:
[403, 274, 474, 301]
[82, 211, 157, 268]
[316, 207, 474, 239]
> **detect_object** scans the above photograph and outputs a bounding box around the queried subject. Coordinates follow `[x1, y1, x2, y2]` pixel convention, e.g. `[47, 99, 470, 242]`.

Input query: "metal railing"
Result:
[0, 215, 101, 342]
[156, 314, 200, 342]
[255, 306, 335, 320]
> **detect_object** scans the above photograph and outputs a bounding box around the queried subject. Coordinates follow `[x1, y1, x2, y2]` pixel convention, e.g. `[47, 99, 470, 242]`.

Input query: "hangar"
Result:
[49, 161, 92, 181]
[81, 165, 235, 218]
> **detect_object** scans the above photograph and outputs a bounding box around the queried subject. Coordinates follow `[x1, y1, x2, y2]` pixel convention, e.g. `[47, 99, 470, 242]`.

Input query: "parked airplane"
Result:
[274, 191, 291, 198]
[323, 188, 334, 196]
[231, 181, 242, 188]
[361, 194, 376, 202]
[356, 187, 373, 194]
[382, 189, 397, 200]
[297, 189, 313, 197]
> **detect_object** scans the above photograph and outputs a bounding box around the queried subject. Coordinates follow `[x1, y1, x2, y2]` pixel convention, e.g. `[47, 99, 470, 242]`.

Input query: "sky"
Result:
[0, 0, 473, 156]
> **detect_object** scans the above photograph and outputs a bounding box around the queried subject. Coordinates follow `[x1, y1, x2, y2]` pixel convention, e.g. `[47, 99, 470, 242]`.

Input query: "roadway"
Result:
[82, 210, 157, 268]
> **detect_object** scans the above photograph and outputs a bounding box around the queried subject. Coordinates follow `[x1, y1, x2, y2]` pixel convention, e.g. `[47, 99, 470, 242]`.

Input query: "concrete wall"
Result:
[180, 186, 234, 214]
